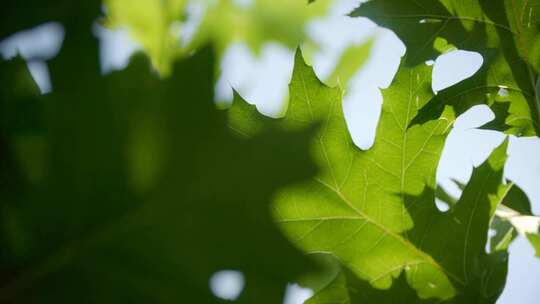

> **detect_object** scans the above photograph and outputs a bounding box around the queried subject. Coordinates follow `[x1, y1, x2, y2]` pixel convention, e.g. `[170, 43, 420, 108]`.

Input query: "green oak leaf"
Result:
[0, 8, 321, 303]
[229, 50, 512, 302]
[229, 49, 454, 299]
[272, 55, 456, 300]
[351, 0, 540, 136]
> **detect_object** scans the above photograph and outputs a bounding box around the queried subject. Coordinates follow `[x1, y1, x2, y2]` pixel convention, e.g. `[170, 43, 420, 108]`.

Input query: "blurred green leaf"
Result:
[0, 8, 322, 303]
[104, 0, 334, 75]
[103, 0, 188, 75]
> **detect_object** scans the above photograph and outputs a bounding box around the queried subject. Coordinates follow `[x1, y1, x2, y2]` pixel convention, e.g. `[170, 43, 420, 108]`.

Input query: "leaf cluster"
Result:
[1, 1, 539, 304]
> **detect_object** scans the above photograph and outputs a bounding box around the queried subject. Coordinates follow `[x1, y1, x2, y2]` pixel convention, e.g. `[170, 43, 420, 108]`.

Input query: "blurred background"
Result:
[1, 0, 538, 303]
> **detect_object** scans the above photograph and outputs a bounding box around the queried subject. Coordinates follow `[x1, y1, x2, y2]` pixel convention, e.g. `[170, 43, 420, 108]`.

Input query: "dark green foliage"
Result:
[0, 4, 321, 303]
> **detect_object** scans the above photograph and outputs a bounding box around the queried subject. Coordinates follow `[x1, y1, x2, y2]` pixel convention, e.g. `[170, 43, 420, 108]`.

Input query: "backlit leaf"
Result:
[229, 51, 512, 302]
